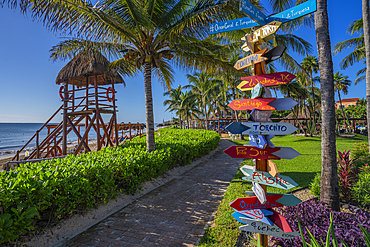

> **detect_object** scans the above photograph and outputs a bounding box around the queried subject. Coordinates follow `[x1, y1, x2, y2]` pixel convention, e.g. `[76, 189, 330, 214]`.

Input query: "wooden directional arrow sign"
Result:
[252, 182, 267, 204]
[250, 109, 272, 122]
[229, 195, 284, 211]
[268, 97, 298, 110]
[245, 191, 302, 207]
[234, 49, 267, 70]
[237, 209, 274, 226]
[239, 218, 300, 239]
[228, 98, 276, 111]
[243, 122, 298, 135]
[239, 0, 267, 25]
[238, 72, 296, 91]
[267, 160, 279, 177]
[262, 45, 287, 64]
[226, 122, 297, 135]
[240, 165, 298, 190]
[251, 83, 263, 99]
[251, 21, 282, 43]
[267, 208, 294, 233]
[249, 135, 267, 149]
[209, 0, 316, 35]
[228, 98, 297, 111]
[224, 146, 281, 160]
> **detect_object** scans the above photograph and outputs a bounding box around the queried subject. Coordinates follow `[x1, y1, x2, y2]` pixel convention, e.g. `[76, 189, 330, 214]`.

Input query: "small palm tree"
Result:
[334, 72, 352, 132]
[163, 85, 184, 129]
[184, 72, 221, 130]
[178, 92, 202, 129]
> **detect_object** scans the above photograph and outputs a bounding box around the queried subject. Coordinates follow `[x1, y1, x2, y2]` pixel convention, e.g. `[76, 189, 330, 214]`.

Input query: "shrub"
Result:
[271, 199, 370, 247]
[309, 173, 321, 197]
[351, 142, 369, 161]
[338, 150, 357, 202]
[352, 168, 370, 209]
[0, 127, 220, 244]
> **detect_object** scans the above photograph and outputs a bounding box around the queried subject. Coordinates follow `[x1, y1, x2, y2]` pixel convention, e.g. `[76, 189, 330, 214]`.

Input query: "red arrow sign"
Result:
[228, 98, 276, 111]
[268, 208, 293, 233]
[229, 195, 284, 211]
[224, 146, 281, 160]
[238, 72, 296, 91]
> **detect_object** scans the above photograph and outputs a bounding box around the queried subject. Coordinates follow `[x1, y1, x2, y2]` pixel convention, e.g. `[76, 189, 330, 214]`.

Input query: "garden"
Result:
[199, 134, 370, 247]
[0, 127, 220, 244]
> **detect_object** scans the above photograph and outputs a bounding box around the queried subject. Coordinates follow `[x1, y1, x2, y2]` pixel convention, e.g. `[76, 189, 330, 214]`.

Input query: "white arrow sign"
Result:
[239, 218, 300, 239]
[252, 182, 267, 204]
[240, 122, 297, 135]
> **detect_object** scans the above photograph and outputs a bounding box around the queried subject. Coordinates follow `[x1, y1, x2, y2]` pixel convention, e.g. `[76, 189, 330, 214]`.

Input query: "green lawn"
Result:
[198, 134, 368, 247]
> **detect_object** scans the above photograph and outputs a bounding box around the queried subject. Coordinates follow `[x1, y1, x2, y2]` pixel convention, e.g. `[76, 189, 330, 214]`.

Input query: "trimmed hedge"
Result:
[0, 127, 220, 244]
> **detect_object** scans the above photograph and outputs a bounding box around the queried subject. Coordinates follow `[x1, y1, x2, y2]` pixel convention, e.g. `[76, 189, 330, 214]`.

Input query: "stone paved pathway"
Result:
[65, 139, 242, 247]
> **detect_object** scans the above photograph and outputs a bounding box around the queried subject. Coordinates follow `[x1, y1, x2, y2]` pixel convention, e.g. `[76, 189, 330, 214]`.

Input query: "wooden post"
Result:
[85, 76, 89, 153]
[36, 130, 40, 158]
[112, 83, 119, 147]
[62, 80, 68, 155]
[139, 123, 142, 138]
[218, 118, 220, 134]
[72, 84, 75, 111]
[47, 126, 50, 158]
[16, 150, 19, 161]
[129, 122, 132, 141]
[94, 73, 101, 150]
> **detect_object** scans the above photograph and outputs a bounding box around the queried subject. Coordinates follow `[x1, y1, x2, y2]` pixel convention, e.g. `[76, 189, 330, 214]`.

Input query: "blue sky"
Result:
[0, 0, 364, 123]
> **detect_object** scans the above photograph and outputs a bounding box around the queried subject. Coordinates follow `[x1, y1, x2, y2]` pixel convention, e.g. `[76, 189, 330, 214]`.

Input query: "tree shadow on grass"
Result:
[279, 171, 318, 188]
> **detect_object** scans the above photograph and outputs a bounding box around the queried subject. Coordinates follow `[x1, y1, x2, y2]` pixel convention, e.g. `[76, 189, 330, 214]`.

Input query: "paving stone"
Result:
[65, 140, 241, 246]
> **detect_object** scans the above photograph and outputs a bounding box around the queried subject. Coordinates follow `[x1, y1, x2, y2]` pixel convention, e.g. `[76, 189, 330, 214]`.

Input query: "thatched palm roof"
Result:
[56, 51, 124, 87]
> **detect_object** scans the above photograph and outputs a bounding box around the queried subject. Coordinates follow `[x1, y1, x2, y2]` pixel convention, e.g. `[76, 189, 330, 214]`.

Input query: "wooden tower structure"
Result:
[12, 51, 124, 161]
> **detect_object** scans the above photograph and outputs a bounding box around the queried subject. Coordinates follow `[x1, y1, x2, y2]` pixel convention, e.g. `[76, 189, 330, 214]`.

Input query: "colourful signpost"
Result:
[210, 1, 316, 243]
[238, 72, 296, 91]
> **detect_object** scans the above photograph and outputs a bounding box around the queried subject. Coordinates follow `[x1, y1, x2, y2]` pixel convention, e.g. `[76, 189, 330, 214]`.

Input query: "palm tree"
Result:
[363, 0, 370, 155]
[163, 85, 184, 129]
[334, 72, 352, 132]
[35, 0, 243, 152]
[184, 72, 221, 130]
[357, 97, 367, 107]
[301, 56, 319, 136]
[314, 0, 340, 210]
[178, 92, 202, 129]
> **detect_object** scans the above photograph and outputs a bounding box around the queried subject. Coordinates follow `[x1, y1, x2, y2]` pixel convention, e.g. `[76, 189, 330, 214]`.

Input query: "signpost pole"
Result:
[253, 42, 268, 247]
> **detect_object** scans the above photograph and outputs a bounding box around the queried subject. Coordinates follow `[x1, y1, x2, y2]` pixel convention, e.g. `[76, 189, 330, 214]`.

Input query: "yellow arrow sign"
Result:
[234, 49, 267, 70]
[252, 21, 282, 43]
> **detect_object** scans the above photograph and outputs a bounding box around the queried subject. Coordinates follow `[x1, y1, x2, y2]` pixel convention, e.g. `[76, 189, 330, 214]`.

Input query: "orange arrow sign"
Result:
[228, 98, 276, 111]
[234, 49, 267, 70]
[238, 72, 296, 91]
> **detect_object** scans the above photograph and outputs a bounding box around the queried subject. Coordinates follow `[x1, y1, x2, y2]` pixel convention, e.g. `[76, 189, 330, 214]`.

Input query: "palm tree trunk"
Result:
[315, 0, 340, 211]
[144, 62, 155, 152]
[179, 115, 182, 129]
[338, 91, 348, 132]
[311, 74, 316, 135]
[362, 0, 370, 154]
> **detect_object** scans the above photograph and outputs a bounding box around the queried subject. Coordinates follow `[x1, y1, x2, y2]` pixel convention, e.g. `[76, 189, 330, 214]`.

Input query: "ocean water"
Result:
[0, 122, 159, 158]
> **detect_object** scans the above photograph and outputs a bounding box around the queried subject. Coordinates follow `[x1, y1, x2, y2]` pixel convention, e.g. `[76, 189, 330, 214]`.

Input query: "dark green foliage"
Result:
[309, 173, 321, 197]
[351, 142, 369, 161]
[353, 168, 370, 209]
[0, 127, 219, 244]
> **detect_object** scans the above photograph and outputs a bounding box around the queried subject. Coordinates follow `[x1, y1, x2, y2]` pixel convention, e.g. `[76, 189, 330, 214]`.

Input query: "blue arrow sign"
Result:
[266, 134, 275, 147]
[227, 122, 297, 135]
[272, 147, 301, 160]
[266, 0, 317, 23]
[241, 165, 298, 190]
[249, 135, 267, 149]
[209, 0, 316, 34]
[226, 122, 251, 134]
[235, 209, 274, 226]
[268, 97, 298, 110]
[239, 0, 267, 25]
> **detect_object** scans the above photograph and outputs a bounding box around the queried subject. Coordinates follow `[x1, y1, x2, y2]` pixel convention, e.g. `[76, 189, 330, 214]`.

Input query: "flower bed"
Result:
[0, 127, 220, 244]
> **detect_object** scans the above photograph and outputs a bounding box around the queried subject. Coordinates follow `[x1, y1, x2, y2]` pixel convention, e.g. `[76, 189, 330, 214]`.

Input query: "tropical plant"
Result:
[184, 72, 221, 130]
[334, 72, 352, 132]
[301, 55, 319, 136]
[314, 0, 340, 210]
[178, 91, 202, 129]
[163, 85, 184, 128]
[15, 0, 242, 152]
[337, 150, 357, 202]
